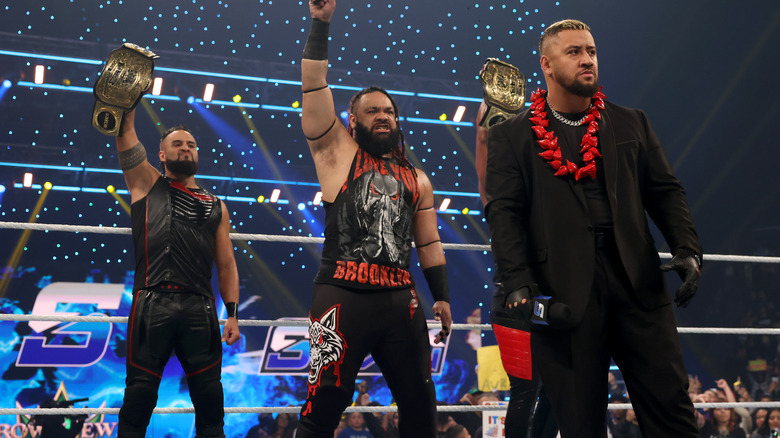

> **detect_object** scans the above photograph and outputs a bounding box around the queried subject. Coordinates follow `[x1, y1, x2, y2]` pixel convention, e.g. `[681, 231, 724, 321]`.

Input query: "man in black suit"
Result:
[484, 19, 702, 438]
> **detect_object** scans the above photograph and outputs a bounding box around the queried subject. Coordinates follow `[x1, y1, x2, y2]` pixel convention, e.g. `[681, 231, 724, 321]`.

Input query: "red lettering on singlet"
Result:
[388, 268, 398, 287]
[369, 264, 380, 285]
[333, 260, 411, 287]
[400, 269, 411, 286]
[357, 263, 369, 283]
[345, 261, 358, 282]
[334, 261, 346, 279]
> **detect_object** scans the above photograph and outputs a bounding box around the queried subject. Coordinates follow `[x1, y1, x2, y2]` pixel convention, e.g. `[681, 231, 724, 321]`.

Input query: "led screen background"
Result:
[1, 1, 779, 437]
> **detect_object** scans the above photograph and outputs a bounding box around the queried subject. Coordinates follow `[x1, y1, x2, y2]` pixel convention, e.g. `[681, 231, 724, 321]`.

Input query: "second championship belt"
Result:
[478, 58, 526, 128]
[92, 43, 159, 136]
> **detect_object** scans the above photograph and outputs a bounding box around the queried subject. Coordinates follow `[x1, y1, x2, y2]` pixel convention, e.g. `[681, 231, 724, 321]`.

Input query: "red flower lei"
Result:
[529, 87, 607, 181]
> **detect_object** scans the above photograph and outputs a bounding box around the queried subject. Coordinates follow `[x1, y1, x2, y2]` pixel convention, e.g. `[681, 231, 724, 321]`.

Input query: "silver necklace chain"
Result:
[548, 104, 592, 126]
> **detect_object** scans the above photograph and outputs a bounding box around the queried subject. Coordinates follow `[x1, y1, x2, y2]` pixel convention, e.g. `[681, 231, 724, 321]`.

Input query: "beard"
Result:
[562, 74, 599, 98]
[353, 121, 401, 157]
[164, 158, 198, 176]
[564, 78, 600, 98]
[554, 68, 600, 98]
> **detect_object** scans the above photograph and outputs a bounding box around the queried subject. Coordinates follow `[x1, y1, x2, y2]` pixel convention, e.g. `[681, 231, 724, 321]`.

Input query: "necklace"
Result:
[529, 87, 606, 181]
[548, 104, 591, 126]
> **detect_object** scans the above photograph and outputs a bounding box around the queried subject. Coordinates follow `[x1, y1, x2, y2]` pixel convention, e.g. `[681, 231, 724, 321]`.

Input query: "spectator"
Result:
[750, 409, 768, 437]
[245, 413, 274, 438]
[607, 393, 641, 438]
[608, 372, 626, 402]
[450, 391, 500, 436]
[445, 425, 472, 438]
[436, 410, 457, 438]
[747, 360, 773, 401]
[354, 392, 385, 438]
[269, 413, 297, 438]
[716, 378, 752, 434]
[337, 412, 372, 438]
[449, 390, 483, 435]
[333, 418, 348, 438]
[384, 412, 399, 438]
[750, 407, 780, 438]
[734, 378, 754, 409]
[698, 394, 746, 438]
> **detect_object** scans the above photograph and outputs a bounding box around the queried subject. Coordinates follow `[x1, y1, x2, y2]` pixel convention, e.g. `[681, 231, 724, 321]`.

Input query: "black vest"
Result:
[131, 176, 221, 297]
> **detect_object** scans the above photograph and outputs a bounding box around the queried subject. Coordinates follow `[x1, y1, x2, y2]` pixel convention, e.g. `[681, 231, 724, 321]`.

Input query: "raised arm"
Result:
[301, 0, 356, 201]
[475, 102, 489, 206]
[115, 109, 160, 203]
[214, 201, 240, 345]
[412, 170, 452, 344]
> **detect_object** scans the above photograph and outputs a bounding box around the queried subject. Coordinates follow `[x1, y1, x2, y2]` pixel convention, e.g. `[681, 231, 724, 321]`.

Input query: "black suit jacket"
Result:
[484, 101, 701, 326]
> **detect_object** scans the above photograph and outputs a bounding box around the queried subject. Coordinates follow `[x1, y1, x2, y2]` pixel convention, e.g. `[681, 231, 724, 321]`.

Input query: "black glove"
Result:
[504, 286, 533, 320]
[660, 250, 701, 308]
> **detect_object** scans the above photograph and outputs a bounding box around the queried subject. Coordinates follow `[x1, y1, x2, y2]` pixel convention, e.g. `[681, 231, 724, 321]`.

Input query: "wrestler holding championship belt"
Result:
[475, 60, 559, 437]
[478, 58, 526, 128]
[92, 43, 159, 136]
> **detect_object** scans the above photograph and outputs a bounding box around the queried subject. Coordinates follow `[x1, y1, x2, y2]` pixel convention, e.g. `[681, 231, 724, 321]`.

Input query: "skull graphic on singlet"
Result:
[338, 167, 413, 268]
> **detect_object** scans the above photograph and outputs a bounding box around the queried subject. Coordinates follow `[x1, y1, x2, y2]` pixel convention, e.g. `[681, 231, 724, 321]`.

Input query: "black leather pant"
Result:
[491, 291, 559, 438]
[118, 290, 225, 438]
[297, 284, 436, 438]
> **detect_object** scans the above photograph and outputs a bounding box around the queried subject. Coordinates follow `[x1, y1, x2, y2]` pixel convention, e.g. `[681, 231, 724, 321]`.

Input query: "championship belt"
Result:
[478, 58, 526, 128]
[92, 43, 159, 136]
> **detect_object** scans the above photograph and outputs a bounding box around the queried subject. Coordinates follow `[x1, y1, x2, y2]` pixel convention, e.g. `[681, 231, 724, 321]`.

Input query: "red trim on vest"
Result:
[144, 197, 150, 288]
[169, 180, 216, 202]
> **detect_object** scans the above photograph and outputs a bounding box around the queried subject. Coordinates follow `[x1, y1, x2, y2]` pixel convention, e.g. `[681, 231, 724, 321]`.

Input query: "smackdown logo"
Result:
[249, 318, 450, 376]
[16, 282, 124, 368]
[533, 301, 546, 319]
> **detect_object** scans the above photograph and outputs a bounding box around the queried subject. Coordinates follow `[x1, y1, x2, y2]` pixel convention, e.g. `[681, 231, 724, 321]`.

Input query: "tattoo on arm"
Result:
[303, 84, 329, 94]
[305, 119, 337, 141]
[416, 239, 441, 249]
[119, 141, 147, 171]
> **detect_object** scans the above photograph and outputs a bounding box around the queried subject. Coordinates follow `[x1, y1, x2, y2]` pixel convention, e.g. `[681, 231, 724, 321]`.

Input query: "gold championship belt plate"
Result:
[478, 58, 526, 128]
[92, 43, 159, 136]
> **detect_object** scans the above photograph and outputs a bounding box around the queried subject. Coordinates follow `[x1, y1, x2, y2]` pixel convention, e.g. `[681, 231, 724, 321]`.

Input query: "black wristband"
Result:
[225, 302, 238, 319]
[422, 265, 450, 303]
[303, 18, 329, 60]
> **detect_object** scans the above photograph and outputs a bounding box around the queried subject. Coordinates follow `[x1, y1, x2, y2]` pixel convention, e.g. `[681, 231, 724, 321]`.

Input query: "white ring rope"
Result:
[2, 221, 780, 262]
[2, 221, 779, 419]
[3, 402, 780, 417]
[1, 314, 779, 335]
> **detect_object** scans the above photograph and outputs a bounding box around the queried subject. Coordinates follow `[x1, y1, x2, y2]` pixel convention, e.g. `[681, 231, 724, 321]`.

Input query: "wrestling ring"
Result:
[1, 220, 779, 419]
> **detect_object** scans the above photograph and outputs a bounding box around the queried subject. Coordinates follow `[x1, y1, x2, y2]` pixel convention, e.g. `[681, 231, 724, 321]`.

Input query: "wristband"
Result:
[225, 302, 238, 319]
[303, 19, 329, 60]
[422, 265, 450, 303]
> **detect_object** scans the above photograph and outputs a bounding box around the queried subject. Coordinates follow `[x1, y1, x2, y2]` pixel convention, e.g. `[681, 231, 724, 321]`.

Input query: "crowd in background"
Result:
[241, 258, 780, 438]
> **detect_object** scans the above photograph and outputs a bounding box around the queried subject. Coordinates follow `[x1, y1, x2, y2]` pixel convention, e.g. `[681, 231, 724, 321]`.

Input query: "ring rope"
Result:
[3, 402, 780, 417]
[0, 314, 779, 335]
[2, 221, 780, 262]
[2, 221, 779, 418]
